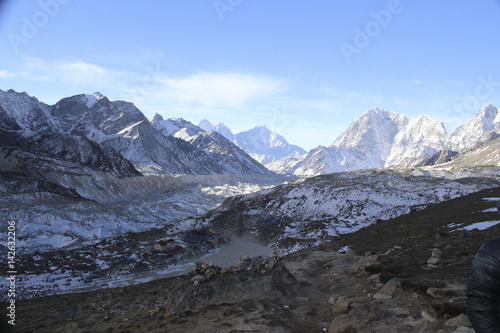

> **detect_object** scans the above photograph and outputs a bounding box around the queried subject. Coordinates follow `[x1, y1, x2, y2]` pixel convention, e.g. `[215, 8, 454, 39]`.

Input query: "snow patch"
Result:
[84, 93, 103, 108]
[456, 221, 500, 231]
[483, 197, 500, 202]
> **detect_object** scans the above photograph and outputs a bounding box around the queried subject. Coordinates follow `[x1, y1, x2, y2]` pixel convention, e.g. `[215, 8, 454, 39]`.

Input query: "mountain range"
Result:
[266, 105, 500, 176]
[0, 89, 270, 189]
[1, 88, 499, 183]
[198, 120, 307, 164]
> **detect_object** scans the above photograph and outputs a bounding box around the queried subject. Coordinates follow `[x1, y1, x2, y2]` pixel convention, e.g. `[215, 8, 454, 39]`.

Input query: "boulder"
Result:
[391, 307, 411, 317]
[329, 303, 379, 333]
[426, 286, 466, 299]
[359, 255, 379, 263]
[444, 313, 471, 328]
[421, 310, 438, 324]
[191, 275, 206, 285]
[328, 295, 337, 305]
[380, 277, 401, 297]
[332, 296, 350, 314]
[268, 257, 278, 269]
[373, 293, 392, 300]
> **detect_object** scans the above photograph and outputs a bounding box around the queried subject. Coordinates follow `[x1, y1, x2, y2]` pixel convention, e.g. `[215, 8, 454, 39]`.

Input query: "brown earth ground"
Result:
[3, 186, 500, 333]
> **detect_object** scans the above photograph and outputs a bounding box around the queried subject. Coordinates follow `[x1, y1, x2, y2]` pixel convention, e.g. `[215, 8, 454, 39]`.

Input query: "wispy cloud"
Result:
[4, 56, 289, 113]
[5, 56, 131, 89]
[158, 71, 287, 108]
[0, 70, 15, 78]
[55, 61, 112, 85]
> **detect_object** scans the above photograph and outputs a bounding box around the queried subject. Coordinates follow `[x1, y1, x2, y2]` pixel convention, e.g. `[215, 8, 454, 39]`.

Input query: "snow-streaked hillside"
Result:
[195, 166, 500, 253]
[436, 135, 500, 168]
[293, 145, 348, 175]
[151, 114, 271, 175]
[265, 154, 306, 175]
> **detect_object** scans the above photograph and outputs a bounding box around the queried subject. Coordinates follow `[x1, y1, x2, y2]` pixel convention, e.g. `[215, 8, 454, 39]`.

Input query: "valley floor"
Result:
[4, 186, 500, 332]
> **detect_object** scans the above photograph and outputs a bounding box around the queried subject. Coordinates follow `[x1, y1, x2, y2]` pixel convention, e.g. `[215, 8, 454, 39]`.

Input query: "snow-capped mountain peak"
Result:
[385, 113, 447, 167]
[197, 119, 234, 140]
[270, 108, 454, 175]
[84, 92, 105, 108]
[333, 107, 408, 150]
[198, 120, 306, 165]
[148, 112, 164, 123]
[325, 107, 408, 169]
[213, 122, 235, 140]
[198, 119, 214, 132]
[403, 113, 446, 143]
[150, 114, 204, 137]
[232, 126, 306, 164]
[448, 104, 500, 151]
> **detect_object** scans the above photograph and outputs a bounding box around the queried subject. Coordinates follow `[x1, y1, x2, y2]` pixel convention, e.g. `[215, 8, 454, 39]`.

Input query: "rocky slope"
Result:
[7, 185, 500, 333]
[434, 135, 500, 168]
[0, 129, 140, 178]
[0, 90, 143, 200]
[150, 114, 271, 175]
[193, 167, 500, 253]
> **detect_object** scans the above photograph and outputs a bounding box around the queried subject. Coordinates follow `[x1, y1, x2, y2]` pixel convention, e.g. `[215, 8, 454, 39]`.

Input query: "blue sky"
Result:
[1, 1, 500, 150]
